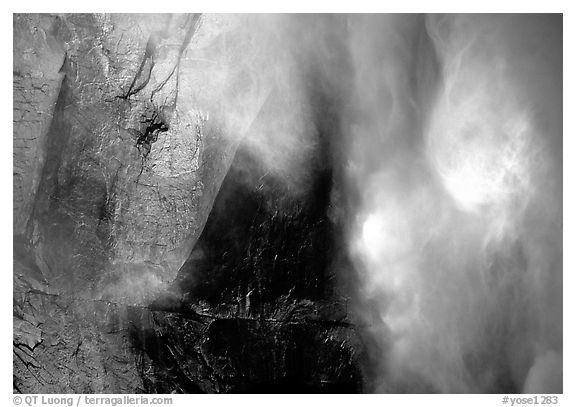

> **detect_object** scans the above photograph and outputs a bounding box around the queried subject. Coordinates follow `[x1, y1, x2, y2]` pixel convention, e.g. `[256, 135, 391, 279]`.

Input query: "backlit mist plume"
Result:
[346, 14, 562, 393]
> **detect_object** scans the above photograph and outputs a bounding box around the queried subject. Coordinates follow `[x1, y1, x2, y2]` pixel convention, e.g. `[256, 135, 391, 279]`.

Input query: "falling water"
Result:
[345, 14, 562, 393]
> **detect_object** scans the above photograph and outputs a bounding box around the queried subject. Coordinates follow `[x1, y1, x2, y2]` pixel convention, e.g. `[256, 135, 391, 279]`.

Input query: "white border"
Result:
[2, 4, 572, 405]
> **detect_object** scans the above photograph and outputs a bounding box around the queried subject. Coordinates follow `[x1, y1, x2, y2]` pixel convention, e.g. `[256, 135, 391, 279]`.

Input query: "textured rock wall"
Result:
[13, 14, 66, 236]
[13, 13, 361, 393]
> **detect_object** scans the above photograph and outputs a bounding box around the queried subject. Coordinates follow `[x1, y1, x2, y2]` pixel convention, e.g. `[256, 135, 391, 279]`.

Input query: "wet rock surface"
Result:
[13, 13, 363, 393]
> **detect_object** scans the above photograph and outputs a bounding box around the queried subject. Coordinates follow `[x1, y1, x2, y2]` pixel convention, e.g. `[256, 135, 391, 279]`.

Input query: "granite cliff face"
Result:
[13, 13, 362, 393]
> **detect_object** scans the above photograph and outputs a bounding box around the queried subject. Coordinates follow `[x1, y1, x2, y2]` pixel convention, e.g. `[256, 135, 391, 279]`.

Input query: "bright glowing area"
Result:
[440, 141, 508, 211]
[358, 201, 413, 266]
[427, 79, 532, 214]
[361, 212, 386, 262]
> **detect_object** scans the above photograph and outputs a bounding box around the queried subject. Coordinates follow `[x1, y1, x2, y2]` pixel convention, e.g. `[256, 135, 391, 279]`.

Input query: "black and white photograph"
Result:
[11, 10, 564, 397]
